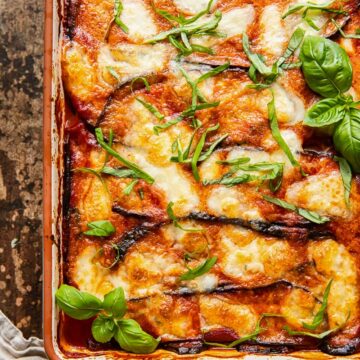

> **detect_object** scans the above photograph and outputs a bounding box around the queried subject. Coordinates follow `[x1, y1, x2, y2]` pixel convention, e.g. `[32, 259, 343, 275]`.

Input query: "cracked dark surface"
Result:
[0, 0, 43, 338]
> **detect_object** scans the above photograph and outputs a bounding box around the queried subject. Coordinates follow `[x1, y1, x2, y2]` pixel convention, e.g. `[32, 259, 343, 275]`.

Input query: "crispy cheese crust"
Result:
[59, 0, 360, 357]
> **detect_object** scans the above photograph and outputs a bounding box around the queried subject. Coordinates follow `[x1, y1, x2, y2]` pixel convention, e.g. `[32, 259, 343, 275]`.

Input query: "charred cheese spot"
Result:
[308, 240, 359, 328]
[285, 172, 349, 218]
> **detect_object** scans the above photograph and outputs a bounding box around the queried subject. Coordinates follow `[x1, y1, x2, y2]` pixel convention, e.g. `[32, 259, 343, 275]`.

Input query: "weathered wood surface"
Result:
[0, 0, 43, 338]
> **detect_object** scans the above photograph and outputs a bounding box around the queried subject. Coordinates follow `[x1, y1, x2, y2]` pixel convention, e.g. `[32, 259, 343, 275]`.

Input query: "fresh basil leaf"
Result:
[333, 108, 360, 173]
[102, 287, 127, 318]
[302, 279, 332, 330]
[268, 94, 301, 169]
[84, 220, 116, 237]
[300, 36, 353, 97]
[101, 166, 136, 178]
[180, 256, 217, 281]
[114, 0, 129, 33]
[95, 128, 154, 184]
[91, 316, 116, 343]
[55, 284, 103, 320]
[262, 195, 329, 224]
[115, 319, 160, 354]
[167, 202, 203, 232]
[304, 97, 345, 128]
[331, 20, 360, 39]
[123, 179, 139, 195]
[334, 156, 352, 207]
[136, 98, 164, 120]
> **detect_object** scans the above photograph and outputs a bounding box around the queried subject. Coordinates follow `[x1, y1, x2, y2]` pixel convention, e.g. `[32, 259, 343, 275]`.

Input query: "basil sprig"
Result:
[300, 36, 352, 98]
[55, 285, 159, 354]
[205, 313, 284, 348]
[179, 256, 217, 281]
[263, 195, 329, 224]
[84, 220, 116, 237]
[243, 28, 305, 89]
[171, 123, 227, 181]
[154, 63, 229, 134]
[282, 0, 347, 30]
[300, 35, 360, 173]
[334, 156, 352, 207]
[167, 201, 202, 232]
[147, 0, 223, 58]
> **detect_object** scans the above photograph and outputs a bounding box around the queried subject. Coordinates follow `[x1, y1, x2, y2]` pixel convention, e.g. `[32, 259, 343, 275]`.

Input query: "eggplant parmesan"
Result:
[57, 0, 360, 357]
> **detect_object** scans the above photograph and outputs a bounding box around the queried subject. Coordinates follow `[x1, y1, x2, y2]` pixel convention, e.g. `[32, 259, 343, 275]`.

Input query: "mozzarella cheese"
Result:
[173, 0, 217, 14]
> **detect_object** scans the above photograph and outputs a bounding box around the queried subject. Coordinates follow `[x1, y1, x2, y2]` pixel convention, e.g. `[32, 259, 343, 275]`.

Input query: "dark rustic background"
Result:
[0, 0, 43, 338]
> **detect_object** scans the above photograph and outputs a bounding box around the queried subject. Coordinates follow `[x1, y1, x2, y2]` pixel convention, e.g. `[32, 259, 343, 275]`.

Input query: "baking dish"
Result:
[43, 0, 360, 358]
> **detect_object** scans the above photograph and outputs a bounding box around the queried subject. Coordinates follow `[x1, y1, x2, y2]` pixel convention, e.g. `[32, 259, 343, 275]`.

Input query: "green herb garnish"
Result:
[104, 0, 129, 41]
[262, 195, 330, 224]
[136, 98, 165, 120]
[167, 201, 203, 232]
[180, 256, 217, 281]
[84, 220, 116, 237]
[334, 156, 352, 207]
[147, 0, 223, 58]
[55, 285, 159, 354]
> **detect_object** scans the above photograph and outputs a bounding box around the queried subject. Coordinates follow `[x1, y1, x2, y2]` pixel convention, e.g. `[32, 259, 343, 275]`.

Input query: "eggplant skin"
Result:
[162, 340, 205, 355]
[321, 338, 360, 356]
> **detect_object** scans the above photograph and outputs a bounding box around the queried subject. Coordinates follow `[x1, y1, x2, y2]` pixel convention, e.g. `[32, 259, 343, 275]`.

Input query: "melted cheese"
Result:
[259, 5, 287, 57]
[308, 240, 359, 327]
[206, 186, 263, 221]
[98, 43, 171, 85]
[121, 0, 158, 41]
[218, 226, 299, 282]
[173, 0, 217, 14]
[285, 172, 349, 218]
[200, 295, 257, 335]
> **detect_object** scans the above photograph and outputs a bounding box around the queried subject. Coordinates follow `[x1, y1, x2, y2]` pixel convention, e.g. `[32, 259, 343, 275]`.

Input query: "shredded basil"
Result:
[83, 220, 116, 237]
[262, 195, 329, 224]
[123, 179, 139, 196]
[167, 201, 203, 232]
[147, 0, 223, 58]
[131, 77, 151, 92]
[179, 256, 217, 281]
[136, 98, 165, 120]
[334, 156, 352, 207]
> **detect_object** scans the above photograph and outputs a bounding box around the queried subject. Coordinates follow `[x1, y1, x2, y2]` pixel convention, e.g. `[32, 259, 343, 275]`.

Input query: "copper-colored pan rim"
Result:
[42, 1, 360, 359]
[43, 0, 58, 358]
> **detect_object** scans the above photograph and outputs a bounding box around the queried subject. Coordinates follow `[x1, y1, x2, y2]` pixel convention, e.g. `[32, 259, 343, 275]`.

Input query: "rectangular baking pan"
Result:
[42, 0, 360, 358]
